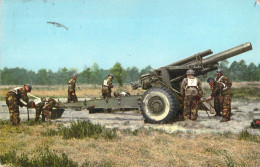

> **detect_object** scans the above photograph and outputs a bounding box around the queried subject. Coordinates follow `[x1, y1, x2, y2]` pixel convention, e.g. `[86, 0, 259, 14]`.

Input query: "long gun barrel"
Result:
[190, 42, 252, 67]
[167, 49, 213, 66]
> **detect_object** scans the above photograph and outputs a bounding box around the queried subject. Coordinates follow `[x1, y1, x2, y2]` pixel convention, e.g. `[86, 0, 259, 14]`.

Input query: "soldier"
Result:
[102, 74, 114, 99]
[181, 69, 203, 120]
[41, 98, 57, 121]
[34, 97, 47, 122]
[206, 69, 232, 122]
[5, 84, 35, 125]
[67, 73, 78, 103]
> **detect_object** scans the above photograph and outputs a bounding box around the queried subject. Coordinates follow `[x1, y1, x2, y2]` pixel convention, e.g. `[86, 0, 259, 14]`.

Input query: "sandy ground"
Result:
[1, 98, 259, 135]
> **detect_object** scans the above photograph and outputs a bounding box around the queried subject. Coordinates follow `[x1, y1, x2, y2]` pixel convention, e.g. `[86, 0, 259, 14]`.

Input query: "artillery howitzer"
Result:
[55, 42, 252, 124]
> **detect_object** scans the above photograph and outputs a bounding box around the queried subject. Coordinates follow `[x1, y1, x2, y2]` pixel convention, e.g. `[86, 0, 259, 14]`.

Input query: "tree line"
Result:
[0, 60, 259, 86]
[0, 62, 152, 86]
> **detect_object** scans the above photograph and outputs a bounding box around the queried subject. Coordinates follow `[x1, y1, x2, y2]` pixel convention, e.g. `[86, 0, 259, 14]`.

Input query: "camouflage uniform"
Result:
[5, 87, 31, 125]
[41, 98, 57, 121]
[181, 76, 203, 120]
[67, 78, 78, 102]
[213, 75, 232, 120]
[102, 77, 113, 99]
[34, 98, 47, 121]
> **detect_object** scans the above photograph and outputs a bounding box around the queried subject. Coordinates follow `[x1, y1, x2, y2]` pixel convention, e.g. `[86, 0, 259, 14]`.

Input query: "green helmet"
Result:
[72, 73, 78, 78]
[108, 74, 114, 79]
[25, 84, 32, 92]
[216, 68, 223, 74]
[186, 69, 195, 75]
[207, 78, 214, 83]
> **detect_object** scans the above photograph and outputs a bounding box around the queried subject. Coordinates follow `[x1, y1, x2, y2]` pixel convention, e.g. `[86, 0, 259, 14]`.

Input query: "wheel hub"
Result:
[148, 96, 165, 115]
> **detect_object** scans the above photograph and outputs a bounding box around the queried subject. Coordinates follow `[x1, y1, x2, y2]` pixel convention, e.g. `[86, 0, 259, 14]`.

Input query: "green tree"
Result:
[247, 63, 257, 81]
[125, 66, 139, 83]
[78, 66, 91, 84]
[90, 62, 100, 84]
[139, 65, 153, 76]
[110, 62, 126, 87]
[229, 61, 239, 81]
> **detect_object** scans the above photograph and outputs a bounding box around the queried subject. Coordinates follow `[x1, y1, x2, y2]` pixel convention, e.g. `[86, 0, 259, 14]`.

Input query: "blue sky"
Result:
[1, 0, 260, 72]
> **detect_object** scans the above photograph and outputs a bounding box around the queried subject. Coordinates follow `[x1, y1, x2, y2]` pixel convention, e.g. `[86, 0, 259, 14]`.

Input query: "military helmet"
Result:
[207, 78, 214, 83]
[24, 84, 32, 92]
[72, 73, 78, 78]
[216, 68, 223, 74]
[186, 69, 195, 75]
[108, 74, 114, 79]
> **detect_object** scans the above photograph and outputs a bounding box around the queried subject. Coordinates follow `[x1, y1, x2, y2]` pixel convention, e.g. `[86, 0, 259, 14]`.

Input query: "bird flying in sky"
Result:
[47, 21, 68, 30]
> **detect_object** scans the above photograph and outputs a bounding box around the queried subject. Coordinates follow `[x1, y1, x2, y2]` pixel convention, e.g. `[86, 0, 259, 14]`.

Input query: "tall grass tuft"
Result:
[0, 149, 78, 167]
[239, 130, 260, 143]
[42, 121, 117, 140]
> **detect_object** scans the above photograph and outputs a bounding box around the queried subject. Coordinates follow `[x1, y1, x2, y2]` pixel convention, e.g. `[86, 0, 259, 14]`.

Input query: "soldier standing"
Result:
[206, 69, 232, 122]
[102, 74, 114, 99]
[181, 69, 203, 120]
[67, 73, 78, 103]
[5, 84, 34, 125]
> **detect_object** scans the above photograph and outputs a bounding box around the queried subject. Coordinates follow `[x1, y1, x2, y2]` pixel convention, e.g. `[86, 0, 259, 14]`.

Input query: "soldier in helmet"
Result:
[181, 69, 203, 120]
[5, 84, 35, 125]
[102, 74, 114, 99]
[67, 73, 78, 103]
[206, 69, 232, 122]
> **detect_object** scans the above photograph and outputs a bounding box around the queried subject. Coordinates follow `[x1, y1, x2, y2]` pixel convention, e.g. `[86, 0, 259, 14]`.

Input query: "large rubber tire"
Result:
[140, 87, 179, 124]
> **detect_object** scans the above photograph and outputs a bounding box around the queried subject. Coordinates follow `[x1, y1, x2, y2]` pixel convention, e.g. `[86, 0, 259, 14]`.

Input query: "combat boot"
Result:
[220, 118, 229, 122]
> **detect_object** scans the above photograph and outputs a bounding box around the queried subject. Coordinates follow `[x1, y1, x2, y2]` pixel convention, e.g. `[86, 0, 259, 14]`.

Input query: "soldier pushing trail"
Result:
[207, 68, 232, 122]
[181, 69, 203, 120]
[67, 73, 78, 103]
[5, 84, 35, 125]
[35, 97, 47, 122]
[102, 74, 114, 99]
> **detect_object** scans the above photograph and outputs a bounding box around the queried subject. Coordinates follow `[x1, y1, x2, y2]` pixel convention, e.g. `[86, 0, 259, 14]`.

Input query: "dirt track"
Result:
[1, 99, 259, 135]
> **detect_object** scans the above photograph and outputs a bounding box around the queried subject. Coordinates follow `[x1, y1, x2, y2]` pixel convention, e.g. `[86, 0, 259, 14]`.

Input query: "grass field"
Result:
[1, 83, 260, 166]
[0, 120, 259, 167]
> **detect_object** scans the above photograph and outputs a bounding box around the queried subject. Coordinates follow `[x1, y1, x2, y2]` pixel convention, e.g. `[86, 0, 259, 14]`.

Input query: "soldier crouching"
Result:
[34, 97, 47, 122]
[181, 69, 203, 120]
[5, 84, 34, 125]
[41, 98, 57, 121]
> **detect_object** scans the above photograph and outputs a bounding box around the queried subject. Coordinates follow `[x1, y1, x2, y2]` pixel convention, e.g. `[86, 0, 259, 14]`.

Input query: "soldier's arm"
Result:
[224, 77, 232, 88]
[19, 90, 29, 107]
[108, 80, 113, 88]
[69, 80, 76, 93]
[210, 83, 222, 97]
[197, 79, 203, 97]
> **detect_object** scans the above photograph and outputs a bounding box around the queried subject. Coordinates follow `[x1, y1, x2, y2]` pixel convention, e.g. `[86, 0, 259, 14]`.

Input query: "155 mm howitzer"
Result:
[55, 42, 252, 124]
[131, 42, 252, 123]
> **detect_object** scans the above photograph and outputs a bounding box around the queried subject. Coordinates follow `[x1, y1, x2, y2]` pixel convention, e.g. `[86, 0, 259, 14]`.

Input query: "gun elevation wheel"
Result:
[141, 87, 178, 124]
